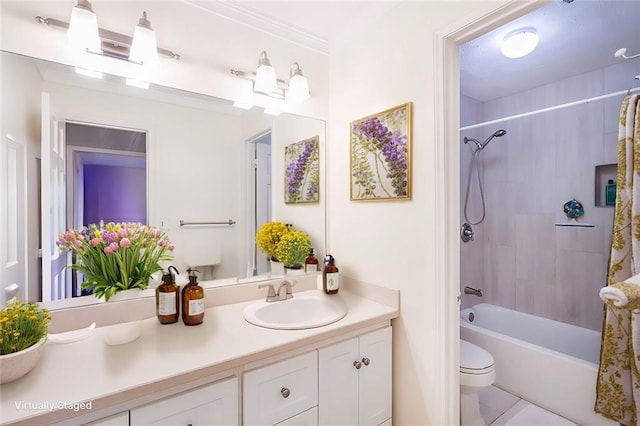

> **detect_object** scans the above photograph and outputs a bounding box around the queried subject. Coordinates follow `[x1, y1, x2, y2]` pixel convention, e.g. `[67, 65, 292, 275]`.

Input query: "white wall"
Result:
[328, 2, 509, 424]
[460, 59, 640, 330]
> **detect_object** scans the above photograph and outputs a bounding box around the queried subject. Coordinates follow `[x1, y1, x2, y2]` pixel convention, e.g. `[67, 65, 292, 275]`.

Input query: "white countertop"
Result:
[0, 286, 398, 425]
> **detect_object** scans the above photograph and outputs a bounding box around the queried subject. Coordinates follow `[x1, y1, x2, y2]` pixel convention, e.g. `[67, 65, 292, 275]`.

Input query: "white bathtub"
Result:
[460, 303, 616, 426]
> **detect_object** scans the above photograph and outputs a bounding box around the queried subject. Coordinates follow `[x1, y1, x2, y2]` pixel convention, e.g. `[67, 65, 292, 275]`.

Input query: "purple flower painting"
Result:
[350, 103, 412, 200]
[284, 136, 320, 203]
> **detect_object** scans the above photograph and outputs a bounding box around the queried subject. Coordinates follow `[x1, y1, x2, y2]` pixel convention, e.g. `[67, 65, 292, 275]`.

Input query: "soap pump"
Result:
[182, 269, 205, 326]
[156, 265, 180, 324]
[322, 255, 340, 295]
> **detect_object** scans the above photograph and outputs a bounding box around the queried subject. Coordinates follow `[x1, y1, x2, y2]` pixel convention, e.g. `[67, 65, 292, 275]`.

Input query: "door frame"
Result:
[434, 1, 543, 422]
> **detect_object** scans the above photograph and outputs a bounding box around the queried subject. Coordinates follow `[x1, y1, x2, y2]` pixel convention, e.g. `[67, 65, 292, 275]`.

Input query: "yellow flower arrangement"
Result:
[256, 222, 291, 260]
[0, 299, 51, 355]
[274, 230, 311, 268]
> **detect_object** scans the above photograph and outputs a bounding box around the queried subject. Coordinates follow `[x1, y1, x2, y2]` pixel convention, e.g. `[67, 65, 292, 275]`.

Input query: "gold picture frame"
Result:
[350, 102, 412, 201]
[284, 136, 320, 204]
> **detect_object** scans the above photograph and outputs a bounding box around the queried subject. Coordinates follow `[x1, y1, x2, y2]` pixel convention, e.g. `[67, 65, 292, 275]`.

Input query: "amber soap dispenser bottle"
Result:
[156, 265, 180, 324]
[322, 254, 340, 294]
[182, 269, 205, 326]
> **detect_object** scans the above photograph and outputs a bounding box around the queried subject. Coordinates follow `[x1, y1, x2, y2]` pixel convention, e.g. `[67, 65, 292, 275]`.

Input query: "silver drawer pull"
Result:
[281, 387, 290, 398]
[362, 357, 370, 366]
[353, 360, 362, 369]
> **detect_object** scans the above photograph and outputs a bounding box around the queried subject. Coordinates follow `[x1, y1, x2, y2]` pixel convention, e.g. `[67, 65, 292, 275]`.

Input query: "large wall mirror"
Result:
[1, 50, 326, 310]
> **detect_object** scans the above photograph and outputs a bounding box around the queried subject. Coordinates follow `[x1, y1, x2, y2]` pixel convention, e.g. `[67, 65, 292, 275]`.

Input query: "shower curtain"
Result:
[596, 93, 640, 425]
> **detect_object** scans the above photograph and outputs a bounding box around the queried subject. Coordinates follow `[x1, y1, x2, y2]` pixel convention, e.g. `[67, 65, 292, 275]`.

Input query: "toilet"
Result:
[460, 340, 496, 426]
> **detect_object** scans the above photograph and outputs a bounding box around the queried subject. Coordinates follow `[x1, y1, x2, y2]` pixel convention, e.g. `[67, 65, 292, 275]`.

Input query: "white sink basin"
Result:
[242, 290, 348, 330]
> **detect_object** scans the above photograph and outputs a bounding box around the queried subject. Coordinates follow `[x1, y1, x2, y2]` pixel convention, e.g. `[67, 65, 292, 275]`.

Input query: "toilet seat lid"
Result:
[460, 340, 494, 371]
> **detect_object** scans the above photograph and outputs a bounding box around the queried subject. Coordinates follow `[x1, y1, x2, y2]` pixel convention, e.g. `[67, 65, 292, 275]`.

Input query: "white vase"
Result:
[285, 267, 306, 276]
[0, 337, 47, 384]
[102, 320, 142, 346]
[270, 260, 285, 276]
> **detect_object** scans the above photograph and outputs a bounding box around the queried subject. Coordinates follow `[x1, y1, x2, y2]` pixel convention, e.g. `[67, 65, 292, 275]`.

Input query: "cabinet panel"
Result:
[243, 351, 317, 426]
[129, 377, 238, 426]
[275, 406, 318, 426]
[318, 326, 392, 426]
[359, 327, 392, 425]
[318, 338, 359, 425]
[83, 411, 129, 426]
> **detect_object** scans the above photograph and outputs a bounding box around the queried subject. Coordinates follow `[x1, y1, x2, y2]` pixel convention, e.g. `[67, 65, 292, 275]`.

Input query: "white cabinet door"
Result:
[83, 411, 129, 426]
[359, 327, 392, 426]
[130, 377, 238, 426]
[318, 326, 392, 426]
[318, 337, 359, 425]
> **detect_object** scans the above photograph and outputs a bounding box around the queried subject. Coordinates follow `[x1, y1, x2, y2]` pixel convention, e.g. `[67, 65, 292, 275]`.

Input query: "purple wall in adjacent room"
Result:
[84, 165, 146, 225]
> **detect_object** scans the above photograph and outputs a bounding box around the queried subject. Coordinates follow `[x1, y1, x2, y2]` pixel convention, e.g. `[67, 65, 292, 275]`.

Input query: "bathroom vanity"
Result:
[0, 277, 398, 425]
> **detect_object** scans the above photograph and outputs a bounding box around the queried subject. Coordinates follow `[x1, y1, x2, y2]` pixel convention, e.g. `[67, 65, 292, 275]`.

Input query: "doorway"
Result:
[246, 131, 272, 278]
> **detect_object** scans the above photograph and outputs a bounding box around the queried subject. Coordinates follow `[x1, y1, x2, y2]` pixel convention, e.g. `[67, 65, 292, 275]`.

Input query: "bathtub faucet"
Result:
[464, 286, 483, 297]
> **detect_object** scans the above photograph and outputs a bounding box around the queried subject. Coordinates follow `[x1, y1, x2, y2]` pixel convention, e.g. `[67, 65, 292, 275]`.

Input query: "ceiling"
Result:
[208, 0, 640, 103]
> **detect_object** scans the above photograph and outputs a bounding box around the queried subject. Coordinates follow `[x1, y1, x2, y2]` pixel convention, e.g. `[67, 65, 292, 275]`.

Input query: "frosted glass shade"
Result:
[287, 74, 310, 103]
[254, 64, 277, 94]
[501, 29, 539, 58]
[67, 2, 101, 52]
[129, 25, 158, 64]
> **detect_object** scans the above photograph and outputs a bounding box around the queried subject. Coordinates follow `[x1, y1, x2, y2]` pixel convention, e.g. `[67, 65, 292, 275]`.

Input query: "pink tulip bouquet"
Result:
[57, 222, 174, 301]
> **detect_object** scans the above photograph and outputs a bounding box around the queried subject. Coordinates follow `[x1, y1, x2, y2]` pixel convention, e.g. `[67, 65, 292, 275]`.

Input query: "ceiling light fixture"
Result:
[501, 28, 539, 59]
[125, 78, 150, 89]
[74, 67, 102, 79]
[128, 12, 158, 65]
[230, 51, 311, 104]
[67, 0, 101, 52]
[36, 9, 179, 65]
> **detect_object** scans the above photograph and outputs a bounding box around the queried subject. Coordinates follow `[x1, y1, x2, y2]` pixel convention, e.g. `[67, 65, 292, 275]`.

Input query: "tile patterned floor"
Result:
[479, 386, 578, 425]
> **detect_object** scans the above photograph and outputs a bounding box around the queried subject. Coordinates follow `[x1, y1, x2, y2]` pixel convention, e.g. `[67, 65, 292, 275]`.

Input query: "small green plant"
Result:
[0, 299, 51, 355]
[274, 230, 312, 268]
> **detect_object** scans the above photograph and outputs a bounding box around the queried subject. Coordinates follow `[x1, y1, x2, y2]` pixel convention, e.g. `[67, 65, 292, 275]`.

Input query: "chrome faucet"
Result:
[258, 280, 295, 302]
[277, 280, 294, 301]
[464, 286, 483, 297]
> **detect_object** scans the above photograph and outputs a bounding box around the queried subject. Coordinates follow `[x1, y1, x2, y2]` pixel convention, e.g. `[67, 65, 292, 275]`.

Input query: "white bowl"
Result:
[0, 337, 47, 384]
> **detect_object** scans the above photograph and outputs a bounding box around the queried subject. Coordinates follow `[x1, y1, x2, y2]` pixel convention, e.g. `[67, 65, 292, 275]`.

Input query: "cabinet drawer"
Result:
[243, 351, 318, 426]
[275, 406, 318, 426]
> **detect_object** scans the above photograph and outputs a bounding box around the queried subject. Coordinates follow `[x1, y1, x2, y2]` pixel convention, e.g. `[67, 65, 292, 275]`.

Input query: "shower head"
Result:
[463, 129, 507, 152]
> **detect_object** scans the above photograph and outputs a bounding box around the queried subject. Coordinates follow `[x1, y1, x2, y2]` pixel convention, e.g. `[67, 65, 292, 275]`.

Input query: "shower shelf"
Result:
[554, 222, 595, 228]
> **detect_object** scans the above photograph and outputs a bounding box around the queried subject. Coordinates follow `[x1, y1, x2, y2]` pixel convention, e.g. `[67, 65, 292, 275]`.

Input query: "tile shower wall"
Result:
[460, 60, 640, 330]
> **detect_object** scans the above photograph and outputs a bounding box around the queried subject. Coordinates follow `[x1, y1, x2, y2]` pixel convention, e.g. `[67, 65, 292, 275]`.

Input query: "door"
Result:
[318, 337, 359, 425]
[1, 134, 26, 305]
[246, 131, 272, 277]
[41, 92, 69, 302]
[359, 327, 393, 425]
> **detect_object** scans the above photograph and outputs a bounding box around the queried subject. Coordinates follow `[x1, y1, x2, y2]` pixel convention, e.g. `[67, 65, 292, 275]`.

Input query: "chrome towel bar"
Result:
[179, 220, 236, 226]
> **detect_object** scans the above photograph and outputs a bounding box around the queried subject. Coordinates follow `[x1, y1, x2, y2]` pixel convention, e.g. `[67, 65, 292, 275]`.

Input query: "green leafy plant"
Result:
[0, 299, 51, 355]
[274, 230, 311, 268]
[57, 222, 174, 301]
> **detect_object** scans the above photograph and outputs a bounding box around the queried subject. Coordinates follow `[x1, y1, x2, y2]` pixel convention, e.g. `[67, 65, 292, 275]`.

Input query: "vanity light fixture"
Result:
[128, 12, 158, 65]
[67, 0, 101, 53]
[230, 51, 311, 103]
[36, 8, 179, 65]
[501, 28, 539, 58]
[286, 62, 310, 103]
[254, 51, 278, 94]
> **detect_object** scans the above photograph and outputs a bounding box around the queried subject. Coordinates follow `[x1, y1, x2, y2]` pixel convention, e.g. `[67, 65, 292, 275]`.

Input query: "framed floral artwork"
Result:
[350, 102, 412, 201]
[284, 136, 320, 204]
